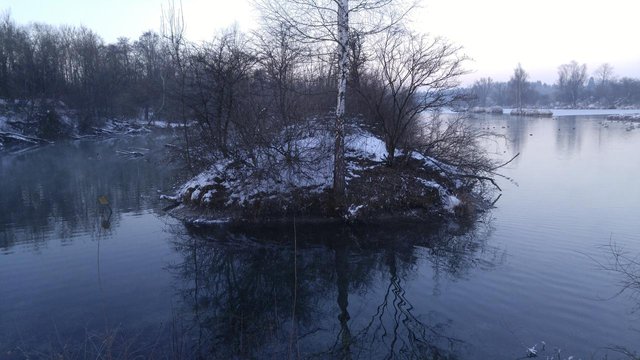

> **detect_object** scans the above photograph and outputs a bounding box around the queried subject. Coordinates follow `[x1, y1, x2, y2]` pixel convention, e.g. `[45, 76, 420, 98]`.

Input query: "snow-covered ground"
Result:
[505, 108, 640, 117]
[146, 120, 185, 129]
[346, 128, 389, 162]
[175, 127, 464, 221]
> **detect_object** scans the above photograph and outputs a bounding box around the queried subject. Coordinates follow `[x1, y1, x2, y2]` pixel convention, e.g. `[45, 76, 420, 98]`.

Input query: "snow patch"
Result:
[177, 129, 334, 206]
[190, 188, 202, 202]
[411, 151, 460, 175]
[345, 204, 365, 219]
[159, 194, 178, 201]
[418, 178, 460, 213]
[202, 190, 215, 205]
[190, 217, 231, 225]
[442, 194, 461, 211]
[146, 120, 184, 129]
[346, 130, 388, 161]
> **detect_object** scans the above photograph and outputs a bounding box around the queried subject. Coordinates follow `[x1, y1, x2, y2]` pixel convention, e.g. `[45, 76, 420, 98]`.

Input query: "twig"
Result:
[458, 174, 502, 191]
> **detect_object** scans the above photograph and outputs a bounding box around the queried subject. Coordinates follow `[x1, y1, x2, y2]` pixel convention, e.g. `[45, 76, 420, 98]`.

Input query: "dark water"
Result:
[1, 117, 639, 359]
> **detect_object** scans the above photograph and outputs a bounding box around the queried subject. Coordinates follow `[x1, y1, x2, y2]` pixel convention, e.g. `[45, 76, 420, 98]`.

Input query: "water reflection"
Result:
[169, 220, 503, 359]
[554, 116, 581, 155]
[470, 113, 609, 158]
[0, 135, 179, 251]
[504, 116, 533, 156]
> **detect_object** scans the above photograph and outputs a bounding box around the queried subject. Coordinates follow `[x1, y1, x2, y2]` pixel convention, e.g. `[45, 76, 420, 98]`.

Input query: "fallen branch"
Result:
[490, 193, 502, 207]
[0, 131, 52, 144]
[92, 127, 115, 134]
[116, 150, 145, 157]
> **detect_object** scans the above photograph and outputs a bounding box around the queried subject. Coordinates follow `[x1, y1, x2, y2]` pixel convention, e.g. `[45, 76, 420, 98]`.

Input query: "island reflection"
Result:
[168, 219, 504, 359]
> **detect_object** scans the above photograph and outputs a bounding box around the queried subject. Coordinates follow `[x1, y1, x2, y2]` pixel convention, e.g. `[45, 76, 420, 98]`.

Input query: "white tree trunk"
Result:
[333, 0, 349, 202]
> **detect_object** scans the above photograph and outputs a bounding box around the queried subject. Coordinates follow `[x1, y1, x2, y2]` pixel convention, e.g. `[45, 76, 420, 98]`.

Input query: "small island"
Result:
[169, 123, 495, 225]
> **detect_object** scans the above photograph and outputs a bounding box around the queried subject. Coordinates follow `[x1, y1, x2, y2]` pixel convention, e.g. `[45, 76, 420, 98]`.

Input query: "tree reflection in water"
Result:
[168, 218, 504, 359]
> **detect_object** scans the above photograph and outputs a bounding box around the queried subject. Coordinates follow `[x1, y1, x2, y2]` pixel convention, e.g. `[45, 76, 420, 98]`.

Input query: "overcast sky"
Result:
[3, 0, 640, 84]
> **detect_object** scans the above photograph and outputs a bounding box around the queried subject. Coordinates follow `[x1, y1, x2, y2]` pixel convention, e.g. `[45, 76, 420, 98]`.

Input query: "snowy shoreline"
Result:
[0, 97, 189, 152]
[448, 107, 640, 117]
[506, 108, 640, 117]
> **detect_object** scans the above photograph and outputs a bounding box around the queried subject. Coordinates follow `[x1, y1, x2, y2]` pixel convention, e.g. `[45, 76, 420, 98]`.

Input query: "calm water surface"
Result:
[1, 117, 639, 359]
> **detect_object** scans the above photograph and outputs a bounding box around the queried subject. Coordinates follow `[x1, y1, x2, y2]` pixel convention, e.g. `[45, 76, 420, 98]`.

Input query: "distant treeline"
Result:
[0, 12, 170, 130]
[467, 62, 640, 109]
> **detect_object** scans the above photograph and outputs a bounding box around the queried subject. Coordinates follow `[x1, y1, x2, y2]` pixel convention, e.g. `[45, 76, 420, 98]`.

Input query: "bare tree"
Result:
[347, 29, 367, 88]
[161, 0, 193, 171]
[419, 116, 495, 175]
[557, 60, 587, 107]
[471, 77, 493, 107]
[134, 31, 164, 122]
[593, 62, 614, 105]
[594, 62, 614, 86]
[254, 0, 415, 204]
[357, 27, 467, 166]
[249, 22, 313, 159]
[509, 63, 528, 110]
[188, 27, 256, 156]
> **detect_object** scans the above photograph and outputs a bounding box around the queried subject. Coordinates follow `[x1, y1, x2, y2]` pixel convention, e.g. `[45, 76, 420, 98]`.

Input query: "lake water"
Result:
[1, 116, 639, 359]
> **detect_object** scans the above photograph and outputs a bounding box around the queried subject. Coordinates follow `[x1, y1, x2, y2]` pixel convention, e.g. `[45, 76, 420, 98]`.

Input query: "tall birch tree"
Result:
[255, 0, 414, 204]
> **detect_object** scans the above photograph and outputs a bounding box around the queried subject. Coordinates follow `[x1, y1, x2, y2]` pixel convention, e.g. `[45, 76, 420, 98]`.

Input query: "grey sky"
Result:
[3, 0, 639, 84]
